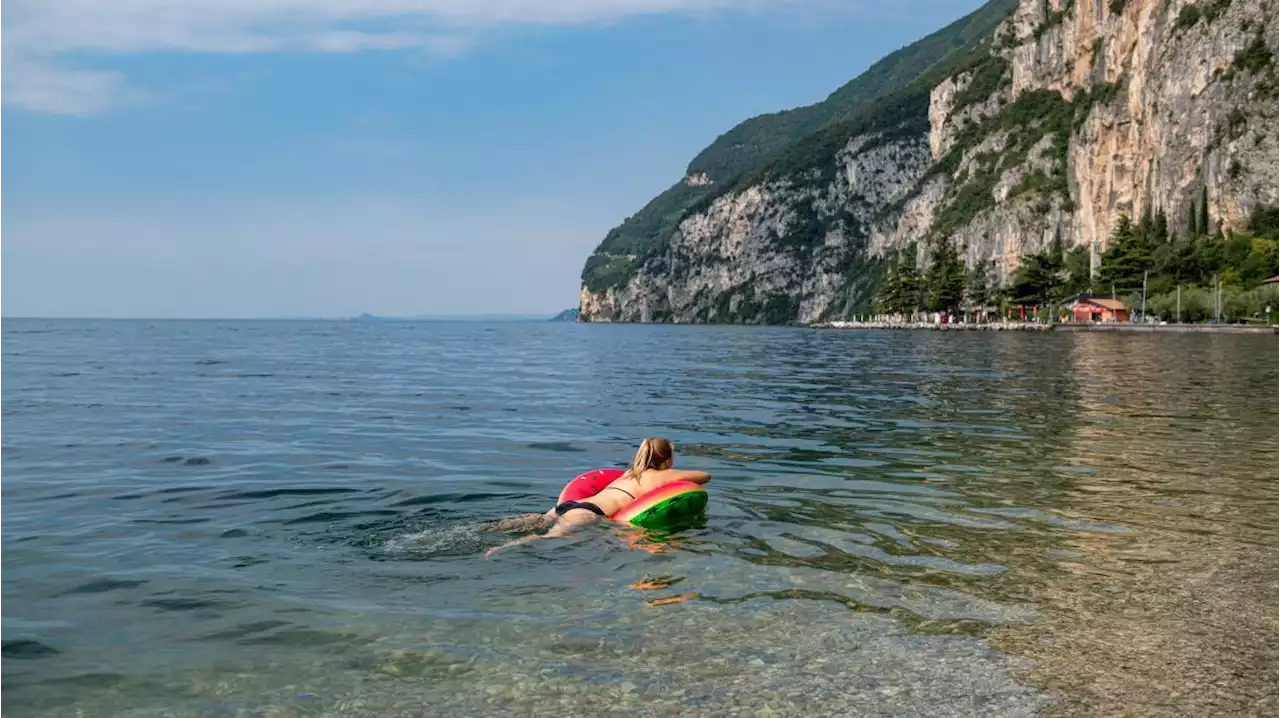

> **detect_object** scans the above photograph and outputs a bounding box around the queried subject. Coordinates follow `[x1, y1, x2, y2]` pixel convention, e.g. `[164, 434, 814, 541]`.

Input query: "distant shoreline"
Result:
[812, 320, 1278, 335]
[5, 316, 1275, 334]
[1054, 323, 1277, 334]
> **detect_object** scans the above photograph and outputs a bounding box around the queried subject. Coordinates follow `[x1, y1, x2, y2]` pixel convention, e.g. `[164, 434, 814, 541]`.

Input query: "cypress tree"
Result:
[925, 237, 966, 314]
[1138, 206, 1154, 238]
[966, 261, 992, 311]
[1197, 185, 1209, 236]
[1064, 245, 1093, 294]
[1049, 226, 1065, 273]
[898, 245, 921, 316]
[877, 251, 903, 316]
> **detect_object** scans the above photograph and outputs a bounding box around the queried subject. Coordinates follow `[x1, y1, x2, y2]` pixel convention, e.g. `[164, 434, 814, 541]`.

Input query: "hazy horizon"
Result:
[1, 312, 566, 321]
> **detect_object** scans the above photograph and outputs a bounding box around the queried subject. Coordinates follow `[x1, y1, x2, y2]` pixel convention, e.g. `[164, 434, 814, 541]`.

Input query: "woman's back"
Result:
[586, 466, 710, 516]
[629, 467, 710, 495]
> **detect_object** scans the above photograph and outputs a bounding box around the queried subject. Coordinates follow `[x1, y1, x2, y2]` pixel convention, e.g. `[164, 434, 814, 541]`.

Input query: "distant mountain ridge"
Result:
[349, 313, 550, 322]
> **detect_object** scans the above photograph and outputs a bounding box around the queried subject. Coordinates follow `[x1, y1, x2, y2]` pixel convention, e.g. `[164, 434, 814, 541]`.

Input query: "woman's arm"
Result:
[663, 469, 711, 485]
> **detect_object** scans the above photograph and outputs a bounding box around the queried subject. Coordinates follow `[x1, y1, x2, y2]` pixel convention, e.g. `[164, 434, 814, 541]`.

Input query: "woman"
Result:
[484, 437, 710, 557]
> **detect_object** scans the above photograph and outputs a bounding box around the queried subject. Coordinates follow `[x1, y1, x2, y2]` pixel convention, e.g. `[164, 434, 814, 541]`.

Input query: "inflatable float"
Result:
[558, 468, 707, 529]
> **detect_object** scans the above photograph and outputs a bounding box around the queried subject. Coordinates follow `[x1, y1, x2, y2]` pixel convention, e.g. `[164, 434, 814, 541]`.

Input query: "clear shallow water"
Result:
[2, 320, 1276, 717]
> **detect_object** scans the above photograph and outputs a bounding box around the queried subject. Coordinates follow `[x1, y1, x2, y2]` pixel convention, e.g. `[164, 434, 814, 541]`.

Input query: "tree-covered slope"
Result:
[685, 0, 1017, 182]
[582, 0, 1016, 292]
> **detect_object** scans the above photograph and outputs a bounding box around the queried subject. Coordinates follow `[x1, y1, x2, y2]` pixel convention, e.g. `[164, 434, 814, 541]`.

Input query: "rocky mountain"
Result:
[579, 0, 1278, 323]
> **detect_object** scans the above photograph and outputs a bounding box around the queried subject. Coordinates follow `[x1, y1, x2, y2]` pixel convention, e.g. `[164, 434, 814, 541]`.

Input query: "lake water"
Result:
[3, 320, 1276, 717]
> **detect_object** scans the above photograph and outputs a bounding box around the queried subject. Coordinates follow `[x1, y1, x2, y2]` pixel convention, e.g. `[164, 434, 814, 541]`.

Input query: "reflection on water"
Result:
[2, 321, 1275, 716]
[986, 334, 1279, 716]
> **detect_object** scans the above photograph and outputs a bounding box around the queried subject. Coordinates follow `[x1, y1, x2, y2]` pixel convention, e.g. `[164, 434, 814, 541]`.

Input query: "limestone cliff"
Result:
[580, 0, 1277, 323]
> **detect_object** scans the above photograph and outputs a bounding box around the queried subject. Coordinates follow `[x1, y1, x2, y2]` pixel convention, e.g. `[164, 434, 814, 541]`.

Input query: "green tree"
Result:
[1250, 240, 1279, 284]
[1154, 209, 1169, 242]
[1187, 233, 1225, 284]
[1197, 185, 1210, 236]
[1222, 233, 1254, 286]
[925, 237, 966, 313]
[1247, 204, 1278, 241]
[897, 245, 922, 315]
[1137, 206, 1154, 238]
[1049, 226, 1067, 264]
[966, 260, 993, 311]
[876, 250, 904, 315]
[1063, 245, 1092, 294]
[1008, 251, 1060, 307]
[1148, 287, 1213, 322]
[1097, 214, 1156, 293]
[877, 246, 924, 316]
[1149, 240, 1182, 294]
[1007, 232, 1076, 310]
[1187, 201, 1199, 239]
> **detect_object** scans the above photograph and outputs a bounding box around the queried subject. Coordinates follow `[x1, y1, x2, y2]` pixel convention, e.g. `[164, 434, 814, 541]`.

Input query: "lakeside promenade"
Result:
[813, 320, 1277, 334]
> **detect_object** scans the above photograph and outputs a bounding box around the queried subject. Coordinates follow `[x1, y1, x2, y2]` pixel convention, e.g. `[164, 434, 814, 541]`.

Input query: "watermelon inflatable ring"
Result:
[558, 468, 708, 529]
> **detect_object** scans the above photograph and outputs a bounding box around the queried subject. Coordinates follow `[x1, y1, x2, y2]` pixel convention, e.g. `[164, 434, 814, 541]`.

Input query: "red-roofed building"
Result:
[1068, 296, 1130, 323]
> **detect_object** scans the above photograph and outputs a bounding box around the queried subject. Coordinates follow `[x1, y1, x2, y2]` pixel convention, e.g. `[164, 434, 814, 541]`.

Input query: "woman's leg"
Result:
[478, 512, 554, 533]
[484, 509, 598, 558]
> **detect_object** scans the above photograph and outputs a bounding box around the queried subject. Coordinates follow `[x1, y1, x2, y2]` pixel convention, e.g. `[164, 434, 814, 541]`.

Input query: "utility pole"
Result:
[1176, 285, 1181, 324]
[1140, 270, 1148, 323]
[1213, 274, 1221, 324]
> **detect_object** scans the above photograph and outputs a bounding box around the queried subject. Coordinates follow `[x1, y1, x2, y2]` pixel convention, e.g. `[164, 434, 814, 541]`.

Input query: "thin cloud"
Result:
[1, 60, 139, 116]
[2, 0, 780, 115]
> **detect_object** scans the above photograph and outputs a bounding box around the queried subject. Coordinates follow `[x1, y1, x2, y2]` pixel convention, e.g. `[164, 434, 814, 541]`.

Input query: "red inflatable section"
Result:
[557, 468, 626, 506]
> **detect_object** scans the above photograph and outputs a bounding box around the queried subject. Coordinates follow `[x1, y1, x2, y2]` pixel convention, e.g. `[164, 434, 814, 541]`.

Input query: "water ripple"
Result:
[2, 320, 1275, 717]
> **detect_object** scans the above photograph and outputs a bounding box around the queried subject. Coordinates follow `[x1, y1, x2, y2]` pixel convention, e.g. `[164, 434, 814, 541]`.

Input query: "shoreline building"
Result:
[1067, 296, 1130, 323]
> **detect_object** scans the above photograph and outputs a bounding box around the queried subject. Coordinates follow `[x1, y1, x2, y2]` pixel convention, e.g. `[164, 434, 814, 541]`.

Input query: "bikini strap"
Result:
[603, 485, 637, 500]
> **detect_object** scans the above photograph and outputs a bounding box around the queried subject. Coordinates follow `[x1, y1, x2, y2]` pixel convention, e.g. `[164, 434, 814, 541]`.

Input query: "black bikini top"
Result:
[602, 484, 636, 500]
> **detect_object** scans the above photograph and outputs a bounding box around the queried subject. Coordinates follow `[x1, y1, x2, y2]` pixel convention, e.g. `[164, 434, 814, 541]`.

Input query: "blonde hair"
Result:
[622, 437, 674, 482]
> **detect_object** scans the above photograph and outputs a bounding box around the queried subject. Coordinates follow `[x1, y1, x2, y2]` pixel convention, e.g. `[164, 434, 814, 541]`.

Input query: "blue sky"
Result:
[3, 0, 983, 318]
